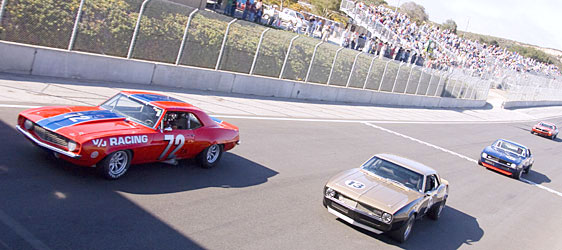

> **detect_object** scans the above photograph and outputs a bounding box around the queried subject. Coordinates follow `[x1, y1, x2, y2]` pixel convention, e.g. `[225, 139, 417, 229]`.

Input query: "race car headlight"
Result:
[325, 187, 336, 198]
[381, 212, 392, 224]
[509, 163, 517, 168]
[24, 119, 34, 130]
[481, 152, 487, 158]
[67, 141, 78, 152]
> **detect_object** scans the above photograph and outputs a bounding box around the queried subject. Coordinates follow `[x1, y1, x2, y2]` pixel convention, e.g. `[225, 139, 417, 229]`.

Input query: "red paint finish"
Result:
[482, 162, 513, 176]
[17, 91, 239, 168]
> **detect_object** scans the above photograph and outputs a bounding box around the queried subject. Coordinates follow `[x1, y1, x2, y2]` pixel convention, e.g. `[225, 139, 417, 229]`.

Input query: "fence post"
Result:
[305, 41, 323, 82]
[67, 0, 86, 51]
[434, 71, 446, 97]
[363, 56, 376, 89]
[279, 35, 299, 79]
[327, 47, 344, 85]
[414, 67, 425, 95]
[403, 65, 415, 94]
[424, 69, 434, 95]
[0, 0, 7, 24]
[175, 9, 199, 65]
[346, 51, 362, 87]
[215, 19, 237, 70]
[377, 60, 391, 91]
[450, 76, 459, 98]
[467, 80, 476, 99]
[391, 62, 404, 93]
[249, 28, 270, 75]
[127, 0, 151, 59]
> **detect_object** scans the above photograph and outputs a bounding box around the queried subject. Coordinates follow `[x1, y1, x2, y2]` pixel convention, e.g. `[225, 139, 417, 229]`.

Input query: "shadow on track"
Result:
[0, 117, 276, 249]
[524, 170, 551, 184]
[341, 206, 483, 250]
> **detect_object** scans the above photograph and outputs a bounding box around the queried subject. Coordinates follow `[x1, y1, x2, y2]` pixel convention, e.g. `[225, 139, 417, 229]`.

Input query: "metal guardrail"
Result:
[0, 0, 489, 101]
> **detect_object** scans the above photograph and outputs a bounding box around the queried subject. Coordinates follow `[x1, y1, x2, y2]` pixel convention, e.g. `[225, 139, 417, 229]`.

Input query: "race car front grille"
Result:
[356, 202, 383, 218]
[33, 126, 68, 148]
[487, 155, 510, 166]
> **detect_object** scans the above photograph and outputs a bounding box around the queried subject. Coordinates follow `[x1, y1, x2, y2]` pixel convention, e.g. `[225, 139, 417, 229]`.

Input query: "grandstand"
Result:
[340, 0, 560, 78]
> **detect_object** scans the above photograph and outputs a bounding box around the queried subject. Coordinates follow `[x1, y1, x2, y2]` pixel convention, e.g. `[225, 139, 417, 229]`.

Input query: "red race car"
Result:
[531, 121, 558, 140]
[17, 91, 240, 179]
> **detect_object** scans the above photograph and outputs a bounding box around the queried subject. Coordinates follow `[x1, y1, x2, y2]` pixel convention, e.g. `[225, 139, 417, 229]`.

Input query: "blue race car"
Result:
[478, 139, 534, 179]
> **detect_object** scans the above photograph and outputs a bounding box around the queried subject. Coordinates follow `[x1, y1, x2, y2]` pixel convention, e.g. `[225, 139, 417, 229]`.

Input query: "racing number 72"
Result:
[158, 134, 185, 160]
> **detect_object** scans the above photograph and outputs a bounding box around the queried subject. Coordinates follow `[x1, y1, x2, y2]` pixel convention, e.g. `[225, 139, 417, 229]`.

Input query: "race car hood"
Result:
[329, 169, 422, 214]
[21, 106, 154, 142]
[483, 146, 524, 164]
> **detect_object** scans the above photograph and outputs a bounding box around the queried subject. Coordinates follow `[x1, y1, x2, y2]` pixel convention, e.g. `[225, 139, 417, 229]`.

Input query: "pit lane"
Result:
[2, 103, 562, 250]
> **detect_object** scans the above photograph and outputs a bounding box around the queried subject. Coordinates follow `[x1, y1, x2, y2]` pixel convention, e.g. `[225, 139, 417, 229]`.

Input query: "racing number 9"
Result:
[158, 134, 185, 160]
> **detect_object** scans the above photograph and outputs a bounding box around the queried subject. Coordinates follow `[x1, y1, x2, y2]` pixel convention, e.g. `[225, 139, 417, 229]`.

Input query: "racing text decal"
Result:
[92, 135, 148, 147]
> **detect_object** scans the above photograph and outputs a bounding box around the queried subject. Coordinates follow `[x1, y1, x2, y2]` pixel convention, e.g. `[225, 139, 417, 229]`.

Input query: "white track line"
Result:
[362, 122, 562, 198]
[0, 104, 41, 109]
[3, 103, 562, 197]
[1, 104, 560, 125]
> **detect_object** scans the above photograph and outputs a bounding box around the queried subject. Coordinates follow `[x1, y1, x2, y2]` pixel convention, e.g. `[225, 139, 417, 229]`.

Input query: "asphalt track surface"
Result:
[1, 85, 562, 249]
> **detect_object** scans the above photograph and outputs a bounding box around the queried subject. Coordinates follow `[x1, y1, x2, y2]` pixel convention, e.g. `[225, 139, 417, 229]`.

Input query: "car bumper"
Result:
[323, 197, 403, 233]
[532, 128, 553, 137]
[17, 125, 81, 159]
[480, 157, 517, 176]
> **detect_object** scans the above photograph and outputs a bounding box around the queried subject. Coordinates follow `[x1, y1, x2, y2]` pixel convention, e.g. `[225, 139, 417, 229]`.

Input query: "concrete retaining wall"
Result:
[0, 41, 486, 108]
[503, 100, 562, 109]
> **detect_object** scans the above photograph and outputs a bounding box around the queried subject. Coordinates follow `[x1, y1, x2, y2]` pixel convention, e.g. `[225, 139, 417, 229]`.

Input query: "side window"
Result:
[424, 175, 439, 192]
[164, 112, 189, 130]
[188, 113, 202, 130]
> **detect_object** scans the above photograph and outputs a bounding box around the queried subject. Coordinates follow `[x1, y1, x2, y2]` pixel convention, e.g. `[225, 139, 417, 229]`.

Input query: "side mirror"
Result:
[164, 127, 173, 132]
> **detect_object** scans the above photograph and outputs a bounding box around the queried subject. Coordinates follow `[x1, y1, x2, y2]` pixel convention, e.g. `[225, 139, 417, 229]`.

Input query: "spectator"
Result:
[254, 0, 263, 23]
[242, 0, 250, 20]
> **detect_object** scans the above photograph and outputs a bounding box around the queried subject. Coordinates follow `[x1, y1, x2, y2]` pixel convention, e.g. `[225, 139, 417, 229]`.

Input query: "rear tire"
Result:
[99, 150, 131, 180]
[428, 199, 446, 220]
[390, 215, 415, 243]
[198, 144, 223, 168]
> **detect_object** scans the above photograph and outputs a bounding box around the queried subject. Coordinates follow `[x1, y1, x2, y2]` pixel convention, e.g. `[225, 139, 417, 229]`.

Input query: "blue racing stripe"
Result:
[130, 94, 185, 103]
[211, 117, 223, 124]
[36, 110, 124, 131]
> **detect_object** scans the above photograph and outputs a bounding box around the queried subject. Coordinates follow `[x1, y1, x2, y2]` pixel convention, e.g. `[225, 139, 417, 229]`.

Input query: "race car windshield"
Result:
[539, 123, 554, 129]
[496, 141, 525, 156]
[361, 157, 424, 192]
[101, 94, 163, 128]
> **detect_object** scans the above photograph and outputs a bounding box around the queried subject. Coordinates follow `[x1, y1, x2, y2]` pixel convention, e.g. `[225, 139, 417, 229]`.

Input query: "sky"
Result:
[387, 0, 562, 51]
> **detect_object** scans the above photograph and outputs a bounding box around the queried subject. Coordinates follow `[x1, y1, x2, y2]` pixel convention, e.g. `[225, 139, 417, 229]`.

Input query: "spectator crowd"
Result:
[344, 0, 560, 77]
[214, 0, 559, 78]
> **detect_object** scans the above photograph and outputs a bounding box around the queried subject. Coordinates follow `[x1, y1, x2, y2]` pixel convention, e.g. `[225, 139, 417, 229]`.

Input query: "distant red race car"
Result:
[531, 121, 558, 140]
[17, 91, 240, 179]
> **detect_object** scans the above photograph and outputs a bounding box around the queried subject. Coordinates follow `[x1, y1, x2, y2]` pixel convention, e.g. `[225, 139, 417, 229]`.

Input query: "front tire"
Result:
[524, 164, 532, 174]
[428, 199, 446, 220]
[512, 168, 523, 180]
[198, 144, 223, 168]
[99, 150, 131, 180]
[390, 215, 415, 243]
